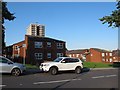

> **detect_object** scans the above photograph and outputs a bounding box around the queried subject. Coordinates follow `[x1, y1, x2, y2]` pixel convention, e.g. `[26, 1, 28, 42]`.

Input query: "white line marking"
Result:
[92, 76, 105, 79]
[33, 79, 81, 85]
[105, 75, 117, 77]
[0, 85, 6, 87]
[92, 74, 117, 79]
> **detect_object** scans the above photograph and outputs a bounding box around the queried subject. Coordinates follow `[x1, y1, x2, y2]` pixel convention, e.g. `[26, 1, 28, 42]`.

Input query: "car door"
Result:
[59, 58, 72, 71]
[1, 57, 13, 73]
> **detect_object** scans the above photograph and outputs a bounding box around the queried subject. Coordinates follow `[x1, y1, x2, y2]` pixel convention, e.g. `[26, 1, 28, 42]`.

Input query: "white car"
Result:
[0, 56, 26, 76]
[40, 57, 83, 75]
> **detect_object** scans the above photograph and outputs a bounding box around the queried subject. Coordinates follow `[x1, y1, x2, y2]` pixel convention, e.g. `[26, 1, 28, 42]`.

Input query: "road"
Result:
[1, 68, 119, 89]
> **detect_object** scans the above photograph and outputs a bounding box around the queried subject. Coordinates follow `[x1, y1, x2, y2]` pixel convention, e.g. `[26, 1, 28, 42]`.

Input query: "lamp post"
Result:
[22, 44, 26, 65]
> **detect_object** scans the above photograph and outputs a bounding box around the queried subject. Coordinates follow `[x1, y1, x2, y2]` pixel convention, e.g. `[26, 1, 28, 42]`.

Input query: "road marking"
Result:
[92, 76, 105, 79]
[105, 74, 117, 77]
[92, 74, 117, 79]
[33, 79, 81, 85]
[0, 85, 6, 87]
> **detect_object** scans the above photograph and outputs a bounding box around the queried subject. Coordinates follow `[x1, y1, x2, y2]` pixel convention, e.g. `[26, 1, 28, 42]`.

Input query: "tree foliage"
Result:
[2, 2, 15, 27]
[2, 2, 15, 54]
[99, 1, 120, 28]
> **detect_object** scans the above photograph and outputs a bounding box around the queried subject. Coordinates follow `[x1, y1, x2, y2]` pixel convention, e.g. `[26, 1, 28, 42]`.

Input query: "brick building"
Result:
[112, 49, 120, 62]
[5, 23, 66, 65]
[6, 35, 66, 65]
[66, 49, 90, 61]
[86, 48, 113, 63]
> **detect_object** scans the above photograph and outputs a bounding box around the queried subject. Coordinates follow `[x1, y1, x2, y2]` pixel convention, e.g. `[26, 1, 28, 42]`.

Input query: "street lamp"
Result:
[22, 44, 26, 65]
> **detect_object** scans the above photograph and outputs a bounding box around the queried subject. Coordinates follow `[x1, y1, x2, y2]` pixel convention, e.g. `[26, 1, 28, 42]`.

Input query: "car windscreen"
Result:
[54, 58, 63, 62]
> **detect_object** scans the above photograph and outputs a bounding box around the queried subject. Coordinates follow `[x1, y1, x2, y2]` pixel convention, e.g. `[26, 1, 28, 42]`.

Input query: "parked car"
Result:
[0, 56, 26, 76]
[40, 57, 83, 75]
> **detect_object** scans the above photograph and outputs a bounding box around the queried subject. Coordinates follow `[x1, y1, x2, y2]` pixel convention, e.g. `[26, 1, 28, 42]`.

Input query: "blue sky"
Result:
[4, 2, 118, 50]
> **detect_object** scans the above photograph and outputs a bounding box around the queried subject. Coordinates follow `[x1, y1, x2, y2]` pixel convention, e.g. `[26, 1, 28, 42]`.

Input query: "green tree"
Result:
[99, 1, 120, 28]
[2, 2, 15, 54]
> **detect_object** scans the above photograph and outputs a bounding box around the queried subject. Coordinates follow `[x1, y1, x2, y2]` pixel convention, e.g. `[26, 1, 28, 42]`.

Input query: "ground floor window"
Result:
[35, 53, 43, 60]
[109, 58, 113, 62]
[57, 53, 63, 57]
[47, 53, 51, 58]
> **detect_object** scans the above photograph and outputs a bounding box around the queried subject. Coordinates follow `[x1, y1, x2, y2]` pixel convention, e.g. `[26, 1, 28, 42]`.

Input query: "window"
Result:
[73, 54, 75, 57]
[91, 54, 93, 56]
[35, 53, 42, 60]
[109, 58, 113, 62]
[57, 53, 63, 57]
[76, 54, 79, 57]
[14, 45, 18, 51]
[113, 57, 116, 59]
[57, 43, 63, 49]
[35, 42, 43, 48]
[0, 57, 8, 63]
[47, 42, 51, 47]
[106, 53, 108, 56]
[106, 59, 108, 62]
[70, 58, 79, 63]
[47, 53, 51, 58]
[102, 58, 105, 61]
[109, 53, 112, 56]
[69, 54, 72, 57]
[102, 53, 105, 57]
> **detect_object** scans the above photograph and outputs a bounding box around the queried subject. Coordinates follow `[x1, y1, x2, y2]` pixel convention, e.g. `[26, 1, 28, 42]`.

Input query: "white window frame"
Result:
[109, 53, 112, 56]
[47, 53, 51, 58]
[106, 53, 108, 56]
[35, 53, 43, 60]
[57, 53, 63, 57]
[113, 57, 116, 59]
[106, 59, 108, 62]
[35, 42, 43, 48]
[102, 53, 105, 57]
[47, 42, 51, 47]
[76, 54, 79, 57]
[102, 58, 105, 61]
[69, 54, 72, 57]
[57, 43, 63, 49]
[91, 54, 93, 56]
[109, 58, 113, 62]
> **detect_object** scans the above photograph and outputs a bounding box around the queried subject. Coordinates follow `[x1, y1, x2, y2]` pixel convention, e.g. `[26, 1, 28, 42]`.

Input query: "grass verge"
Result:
[83, 62, 113, 68]
[25, 64, 39, 69]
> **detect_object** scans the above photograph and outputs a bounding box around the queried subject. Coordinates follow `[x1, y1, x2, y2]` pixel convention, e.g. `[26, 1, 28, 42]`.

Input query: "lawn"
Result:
[83, 62, 113, 68]
[25, 64, 39, 69]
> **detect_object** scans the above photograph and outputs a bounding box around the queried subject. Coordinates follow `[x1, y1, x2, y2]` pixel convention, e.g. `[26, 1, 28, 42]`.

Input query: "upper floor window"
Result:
[14, 45, 19, 51]
[47, 42, 51, 47]
[35, 42, 43, 48]
[102, 53, 105, 57]
[57, 43, 63, 49]
[109, 53, 112, 56]
[106, 53, 108, 56]
[35, 53, 42, 60]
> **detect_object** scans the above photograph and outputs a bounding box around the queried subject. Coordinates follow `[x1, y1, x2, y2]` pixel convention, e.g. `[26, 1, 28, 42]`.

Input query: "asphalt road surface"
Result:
[1, 68, 119, 89]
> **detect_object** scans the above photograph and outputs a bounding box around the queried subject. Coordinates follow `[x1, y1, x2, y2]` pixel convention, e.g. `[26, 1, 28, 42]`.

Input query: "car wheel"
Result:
[11, 68, 21, 76]
[49, 67, 58, 75]
[75, 67, 82, 74]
